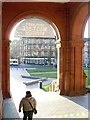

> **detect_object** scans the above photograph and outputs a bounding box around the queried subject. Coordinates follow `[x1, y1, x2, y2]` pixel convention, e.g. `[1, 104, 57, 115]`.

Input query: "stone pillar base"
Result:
[3, 91, 11, 99]
[60, 90, 64, 95]
[60, 90, 86, 97]
[70, 91, 86, 97]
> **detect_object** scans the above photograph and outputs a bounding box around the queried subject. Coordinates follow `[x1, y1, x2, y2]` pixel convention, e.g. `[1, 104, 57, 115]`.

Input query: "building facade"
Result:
[10, 18, 57, 65]
[10, 37, 56, 65]
[83, 38, 90, 67]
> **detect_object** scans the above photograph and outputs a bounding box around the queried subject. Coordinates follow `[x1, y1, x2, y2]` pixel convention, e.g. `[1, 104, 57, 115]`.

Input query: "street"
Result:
[10, 64, 54, 69]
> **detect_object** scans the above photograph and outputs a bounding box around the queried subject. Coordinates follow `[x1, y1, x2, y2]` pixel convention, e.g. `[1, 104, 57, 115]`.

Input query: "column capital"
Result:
[60, 40, 72, 48]
[71, 40, 84, 47]
[71, 34, 84, 47]
[56, 39, 61, 48]
[60, 40, 84, 48]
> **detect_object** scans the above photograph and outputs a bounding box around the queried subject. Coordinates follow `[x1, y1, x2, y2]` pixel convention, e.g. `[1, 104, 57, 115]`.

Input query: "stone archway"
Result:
[59, 2, 89, 96]
[2, 2, 89, 98]
[71, 3, 89, 96]
[2, 8, 61, 98]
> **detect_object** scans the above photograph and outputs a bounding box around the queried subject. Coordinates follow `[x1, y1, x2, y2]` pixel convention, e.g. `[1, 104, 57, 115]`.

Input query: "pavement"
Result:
[3, 68, 89, 119]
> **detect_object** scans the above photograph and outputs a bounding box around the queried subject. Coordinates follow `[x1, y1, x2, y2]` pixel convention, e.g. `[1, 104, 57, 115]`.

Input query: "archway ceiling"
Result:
[2, 0, 89, 2]
[2, 0, 69, 2]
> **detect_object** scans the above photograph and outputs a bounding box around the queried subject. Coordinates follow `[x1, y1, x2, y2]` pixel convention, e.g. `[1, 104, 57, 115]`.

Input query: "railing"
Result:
[51, 80, 60, 93]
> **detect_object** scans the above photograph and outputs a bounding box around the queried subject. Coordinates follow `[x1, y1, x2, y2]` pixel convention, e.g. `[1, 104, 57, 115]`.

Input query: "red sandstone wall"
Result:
[2, 2, 88, 98]
[0, 1, 3, 119]
[2, 2, 68, 39]
[2, 2, 67, 98]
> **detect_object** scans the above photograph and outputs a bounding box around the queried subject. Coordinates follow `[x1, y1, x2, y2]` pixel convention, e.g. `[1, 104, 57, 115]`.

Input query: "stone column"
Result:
[2, 39, 11, 98]
[0, 38, 3, 119]
[70, 39, 86, 96]
[60, 41, 71, 96]
[59, 8, 72, 96]
[0, 3, 3, 118]
[59, 39, 86, 96]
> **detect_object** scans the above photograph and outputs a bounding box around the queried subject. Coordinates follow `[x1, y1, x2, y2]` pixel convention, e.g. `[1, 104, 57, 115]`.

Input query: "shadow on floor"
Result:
[64, 93, 89, 110]
[3, 98, 20, 119]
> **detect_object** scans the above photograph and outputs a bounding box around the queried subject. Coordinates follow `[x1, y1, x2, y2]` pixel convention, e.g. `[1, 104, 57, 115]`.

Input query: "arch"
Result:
[66, 2, 90, 96]
[5, 11, 61, 41]
[3, 9, 61, 98]
[2, 2, 89, 98]
[71, 3, 89, 40]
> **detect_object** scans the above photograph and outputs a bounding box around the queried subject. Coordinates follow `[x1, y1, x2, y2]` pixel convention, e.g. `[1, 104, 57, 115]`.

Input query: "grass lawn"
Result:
[27, 67, 90, 91]
[84, 67, 90, 88]
[30, 73, 57, 78]
[27, 68, 57, 91]
[42, 83, 52, 91]
[27, 68, 57, 78]
[27, 68, 57, 73]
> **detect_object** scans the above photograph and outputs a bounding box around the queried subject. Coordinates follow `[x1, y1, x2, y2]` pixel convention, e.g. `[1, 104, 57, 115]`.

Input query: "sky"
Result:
[84, 21, 88, 38]
[10, 20, 25, 40]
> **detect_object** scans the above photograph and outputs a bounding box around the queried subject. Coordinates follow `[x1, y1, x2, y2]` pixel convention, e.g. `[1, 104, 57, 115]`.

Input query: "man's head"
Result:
[26, 91, 32, 97]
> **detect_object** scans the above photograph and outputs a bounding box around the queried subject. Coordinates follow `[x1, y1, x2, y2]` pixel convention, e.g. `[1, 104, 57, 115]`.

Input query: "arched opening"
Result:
[59, 3, 89, 96]
[2, 7, 63, 99]
[83, 17, 90, 90]
[9, 17, 61, 97]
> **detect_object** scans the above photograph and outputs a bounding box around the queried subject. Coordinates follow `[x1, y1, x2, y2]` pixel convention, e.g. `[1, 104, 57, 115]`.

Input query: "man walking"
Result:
[19, 91, 37, 120]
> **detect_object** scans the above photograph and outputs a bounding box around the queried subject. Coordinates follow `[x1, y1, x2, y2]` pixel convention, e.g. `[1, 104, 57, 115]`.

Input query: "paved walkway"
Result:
[3, 69, 89, 119]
